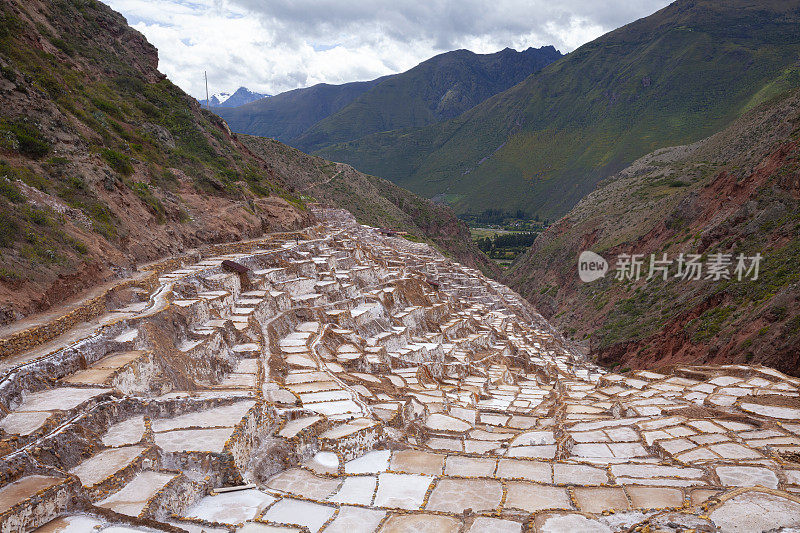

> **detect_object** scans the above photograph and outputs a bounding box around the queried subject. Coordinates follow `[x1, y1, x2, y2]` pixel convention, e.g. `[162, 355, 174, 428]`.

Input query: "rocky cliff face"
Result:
[503, 91, 800, 376]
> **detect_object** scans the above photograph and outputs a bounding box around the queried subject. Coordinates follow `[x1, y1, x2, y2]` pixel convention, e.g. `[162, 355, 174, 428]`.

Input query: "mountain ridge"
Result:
[215, 46, 561, 151]
[290, 45, 562, 153]
[214, 77, 387, 144]
[314, 0, 800, 220]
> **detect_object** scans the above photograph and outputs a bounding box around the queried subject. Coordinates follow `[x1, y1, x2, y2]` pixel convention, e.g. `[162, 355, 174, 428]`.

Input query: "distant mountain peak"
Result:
[200, 86, 269, 108]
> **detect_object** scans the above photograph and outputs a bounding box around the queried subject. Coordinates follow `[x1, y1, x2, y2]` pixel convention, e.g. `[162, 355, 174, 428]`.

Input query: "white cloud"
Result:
[102, 0, 671, 99]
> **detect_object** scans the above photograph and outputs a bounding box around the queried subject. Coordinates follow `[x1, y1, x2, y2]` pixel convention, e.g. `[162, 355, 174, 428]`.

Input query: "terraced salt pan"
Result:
[61, 367, 118, 386]
[627, 486, 683, 508]
[261, 498, 335, 533]
[553, 463, 607, 485]
[470, 428, 514, 441]
[216, 373, 257, 388]
[284, 371, 331, 386]
[286, 380, 339, 393]
[319, 418, 376, 439]
[41, 515, 148, 533]
[571, 442, 649, 460]
[344, 450, 391, 474]
[444, 455, 497, 477]
[496, 459, 551, 482]
[468, 517, 522, 533]
[0, 410, 52, 436]
[297, 322, 321, 333]
[305, 399, 362, 417]
[267, 468, 340, 500]
[715, 465, 779, 489]
[505, 483, 572, 513]
[611, 464, 703, 479]
[389, 450, 445, 475]
[232, 343, 260, 355]
[285, 354, 317, 367]
[96, 471, 176, 517]
[154, 427, 235, 453]
[466, 440, 502, 454]
[69, 446, 147, 487]
[278, 416, 321, 438]
[373, 473, 433, 509]
[506, 444, 557, 459]
[425, 413, 471, 433]
[0, 475, 65, 514]
[709, 491, 800, 531]
[14, 387, 111, 412]
[509, 430, 555, 446]
[8, 207, 800, 533]
[381, 514, 461, 533]
[63, 351, 147, 385]
[327, 475, 376, 505]
[426, 478, 502, 513]
[322, 506, 385, 533]
[184, 489, 276, 523]
[573, 487, 630, 513]
[299, 390, 351, 403]
[304, 451, 340, 475]
[739, 402, 800, 420]
[233, 359, 259, 373]
[537, 513, 612, 533]
[39, 515, 147, 532]
[151, 401, 255, 431]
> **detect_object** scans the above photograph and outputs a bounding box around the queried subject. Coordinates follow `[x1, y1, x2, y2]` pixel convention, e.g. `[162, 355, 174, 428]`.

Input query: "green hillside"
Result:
[316, 0, 800, 220]
[502, 89, 800, 375]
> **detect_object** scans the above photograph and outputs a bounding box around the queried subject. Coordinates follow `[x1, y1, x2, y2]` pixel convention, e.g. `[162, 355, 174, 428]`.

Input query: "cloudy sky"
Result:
[104, 0, 671, 99]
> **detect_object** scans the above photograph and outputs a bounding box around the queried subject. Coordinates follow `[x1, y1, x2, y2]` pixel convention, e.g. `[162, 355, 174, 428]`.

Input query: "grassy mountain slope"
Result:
[214, 79, 385, 144]
[0, 0, 314, 324]
[291, 46, 561, 153]
[503, 90, 800, 375]
[0, 0, 492, 325]
[238, 135, 500, 277]
[316, 0, 800, 220]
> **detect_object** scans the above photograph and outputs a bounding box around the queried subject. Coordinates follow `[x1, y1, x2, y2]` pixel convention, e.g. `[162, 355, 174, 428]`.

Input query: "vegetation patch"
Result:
[127, 181, 166, 223]
[0, 178, 24, 203]
[0, 118, 50, 158]
[101, 148, 134, 176]
[476, 231, 537, 264]
[688, 305, 736, 343]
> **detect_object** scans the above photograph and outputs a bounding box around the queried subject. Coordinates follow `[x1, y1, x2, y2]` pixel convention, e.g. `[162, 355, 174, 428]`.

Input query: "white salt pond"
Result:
[261, 498, 335, 532]
[344, 450, 390, 474]
[184, 489, 276, 523]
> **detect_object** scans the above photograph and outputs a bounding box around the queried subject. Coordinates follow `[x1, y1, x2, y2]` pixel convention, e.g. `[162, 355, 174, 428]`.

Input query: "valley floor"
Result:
[0, 207, 798, 532]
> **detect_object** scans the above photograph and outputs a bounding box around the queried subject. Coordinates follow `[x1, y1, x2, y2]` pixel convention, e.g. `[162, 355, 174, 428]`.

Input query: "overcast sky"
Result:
[104, 0, 672, 99]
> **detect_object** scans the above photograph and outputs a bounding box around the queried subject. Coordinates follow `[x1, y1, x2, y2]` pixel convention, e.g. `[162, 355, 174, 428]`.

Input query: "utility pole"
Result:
[204, 70, 210, 110]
